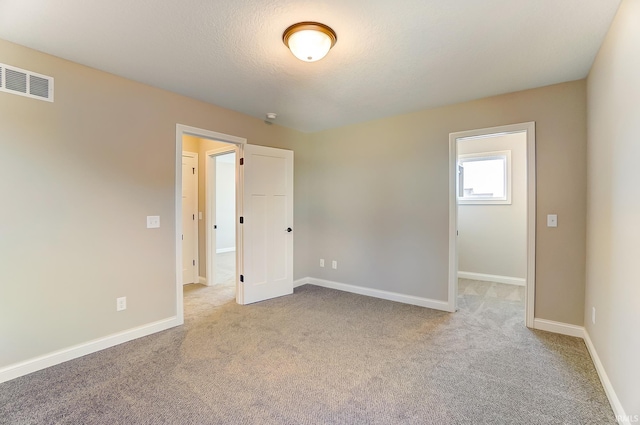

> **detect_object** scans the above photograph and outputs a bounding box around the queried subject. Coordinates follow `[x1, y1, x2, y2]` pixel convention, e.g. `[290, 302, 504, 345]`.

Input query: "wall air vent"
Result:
[0, 63, 54, 102]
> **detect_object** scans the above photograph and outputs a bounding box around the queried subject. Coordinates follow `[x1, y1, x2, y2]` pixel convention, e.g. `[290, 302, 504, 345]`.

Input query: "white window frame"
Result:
[457, 150, 512, 205]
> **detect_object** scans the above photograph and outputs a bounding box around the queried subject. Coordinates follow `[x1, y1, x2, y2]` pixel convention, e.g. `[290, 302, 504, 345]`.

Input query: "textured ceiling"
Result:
[0, 0, 621, 132]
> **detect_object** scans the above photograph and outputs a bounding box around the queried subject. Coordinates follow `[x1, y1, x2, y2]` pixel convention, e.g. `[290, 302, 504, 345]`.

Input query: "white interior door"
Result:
[182, 154, 198, 285]
[239, 145, 293, 304]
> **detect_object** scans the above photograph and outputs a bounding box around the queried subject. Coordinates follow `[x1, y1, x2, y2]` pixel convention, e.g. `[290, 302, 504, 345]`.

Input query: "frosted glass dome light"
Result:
[283, 22, 337, 62]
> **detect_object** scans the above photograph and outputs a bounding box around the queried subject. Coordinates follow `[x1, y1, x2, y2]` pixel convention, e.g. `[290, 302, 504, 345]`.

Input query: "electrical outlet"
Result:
[117, 297, 127, 311]
[592, 307, 596, 324]
[332, 260, 337, 270]
[320, 259, 325, 267]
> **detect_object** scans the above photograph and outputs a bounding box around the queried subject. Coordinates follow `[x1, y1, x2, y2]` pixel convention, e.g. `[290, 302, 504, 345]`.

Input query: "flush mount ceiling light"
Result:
[283, 22, 337, 62]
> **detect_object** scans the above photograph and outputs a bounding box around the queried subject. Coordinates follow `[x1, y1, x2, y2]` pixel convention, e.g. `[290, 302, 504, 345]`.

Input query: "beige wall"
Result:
[0, 38, 310, 368]
[458, 133, 527, 279]
[586, 0, 640, 417]
[182, 135, 199, 154]
[307, 80, 587, 325]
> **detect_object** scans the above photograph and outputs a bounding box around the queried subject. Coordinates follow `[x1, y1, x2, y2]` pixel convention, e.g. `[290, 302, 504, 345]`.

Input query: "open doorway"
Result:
[180, 133, 240, 317]
[457, 132, 526, 323]
[448, 122, 536, 327]
[206, 148, 237, 292]
[175, 124, 295, 326]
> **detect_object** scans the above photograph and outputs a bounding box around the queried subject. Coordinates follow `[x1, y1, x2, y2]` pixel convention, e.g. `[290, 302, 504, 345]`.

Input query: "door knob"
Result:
[286, 227, 293, 232]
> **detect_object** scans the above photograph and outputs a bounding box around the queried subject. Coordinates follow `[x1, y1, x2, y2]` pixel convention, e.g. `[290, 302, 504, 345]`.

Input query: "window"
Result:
[457, 150, 511, 204]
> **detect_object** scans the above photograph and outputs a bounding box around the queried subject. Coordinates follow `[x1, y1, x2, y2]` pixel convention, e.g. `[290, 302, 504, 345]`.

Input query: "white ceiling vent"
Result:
[0, 63, 54, 102]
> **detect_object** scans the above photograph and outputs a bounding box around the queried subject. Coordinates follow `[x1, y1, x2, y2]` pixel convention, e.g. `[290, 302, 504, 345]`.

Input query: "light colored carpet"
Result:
[184, 279, 236, 313]
[214, 251, 236, 285]
[0, 281, 614, 424]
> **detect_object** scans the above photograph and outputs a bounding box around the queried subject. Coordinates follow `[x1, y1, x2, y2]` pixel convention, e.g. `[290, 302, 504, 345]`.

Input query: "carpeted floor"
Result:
[0, 281, 614, 424]
[214, 251, 236, 286]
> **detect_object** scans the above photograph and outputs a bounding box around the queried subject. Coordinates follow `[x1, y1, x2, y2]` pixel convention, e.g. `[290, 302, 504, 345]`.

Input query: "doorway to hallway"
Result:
[182, 135, 238, 308]
[207, 149, 237, 294]
[175, 124, 295, 326]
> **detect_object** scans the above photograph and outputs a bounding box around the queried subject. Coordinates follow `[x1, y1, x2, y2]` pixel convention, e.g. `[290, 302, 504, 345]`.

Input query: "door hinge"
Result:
[239, 216, 244, 224]
[192, 260, 195, 266]
[182, 234, 183, 240]
[192, 167, 195, 174]
[240, 158, 244, 165]
[240, 274, 244, 283]
[193, 214, 195, 220]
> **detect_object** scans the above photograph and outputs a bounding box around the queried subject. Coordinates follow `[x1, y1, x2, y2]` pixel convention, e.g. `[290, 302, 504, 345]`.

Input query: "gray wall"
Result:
[307, 80, 587, 324]
[0, 38, 310, 369]
[586, 0, 640, 416]
[458, 133, 527, 279]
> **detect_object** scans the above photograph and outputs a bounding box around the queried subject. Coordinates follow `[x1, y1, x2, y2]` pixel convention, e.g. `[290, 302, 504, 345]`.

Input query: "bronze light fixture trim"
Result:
[282, 22, 337, 62]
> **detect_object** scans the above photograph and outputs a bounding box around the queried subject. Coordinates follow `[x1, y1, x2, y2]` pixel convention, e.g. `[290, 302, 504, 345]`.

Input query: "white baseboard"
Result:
[216, 247, 236, 254]
[304, 277, 450, 312]
[0, 316, 180, 384]
[293, 278, 309, 288]
[529, 319, 631, 422]
[458, 271, 526, 286]
[198, 276, 207, 285]
[583, 331, 631, 425]
[533, 318, 585, 338]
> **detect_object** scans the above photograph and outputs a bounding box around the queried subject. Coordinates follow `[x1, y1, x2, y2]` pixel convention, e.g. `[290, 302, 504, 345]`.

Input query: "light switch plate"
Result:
[547, 214, 558, 228]
[116, 297, 127, 311]
[147, 216, 160, 228]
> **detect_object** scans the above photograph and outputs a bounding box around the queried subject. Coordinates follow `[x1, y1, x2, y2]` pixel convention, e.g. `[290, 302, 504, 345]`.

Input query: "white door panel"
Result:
[272, 195, 287, 280]
[240, 145, 293, 304]
[250, 194, 268, 285]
